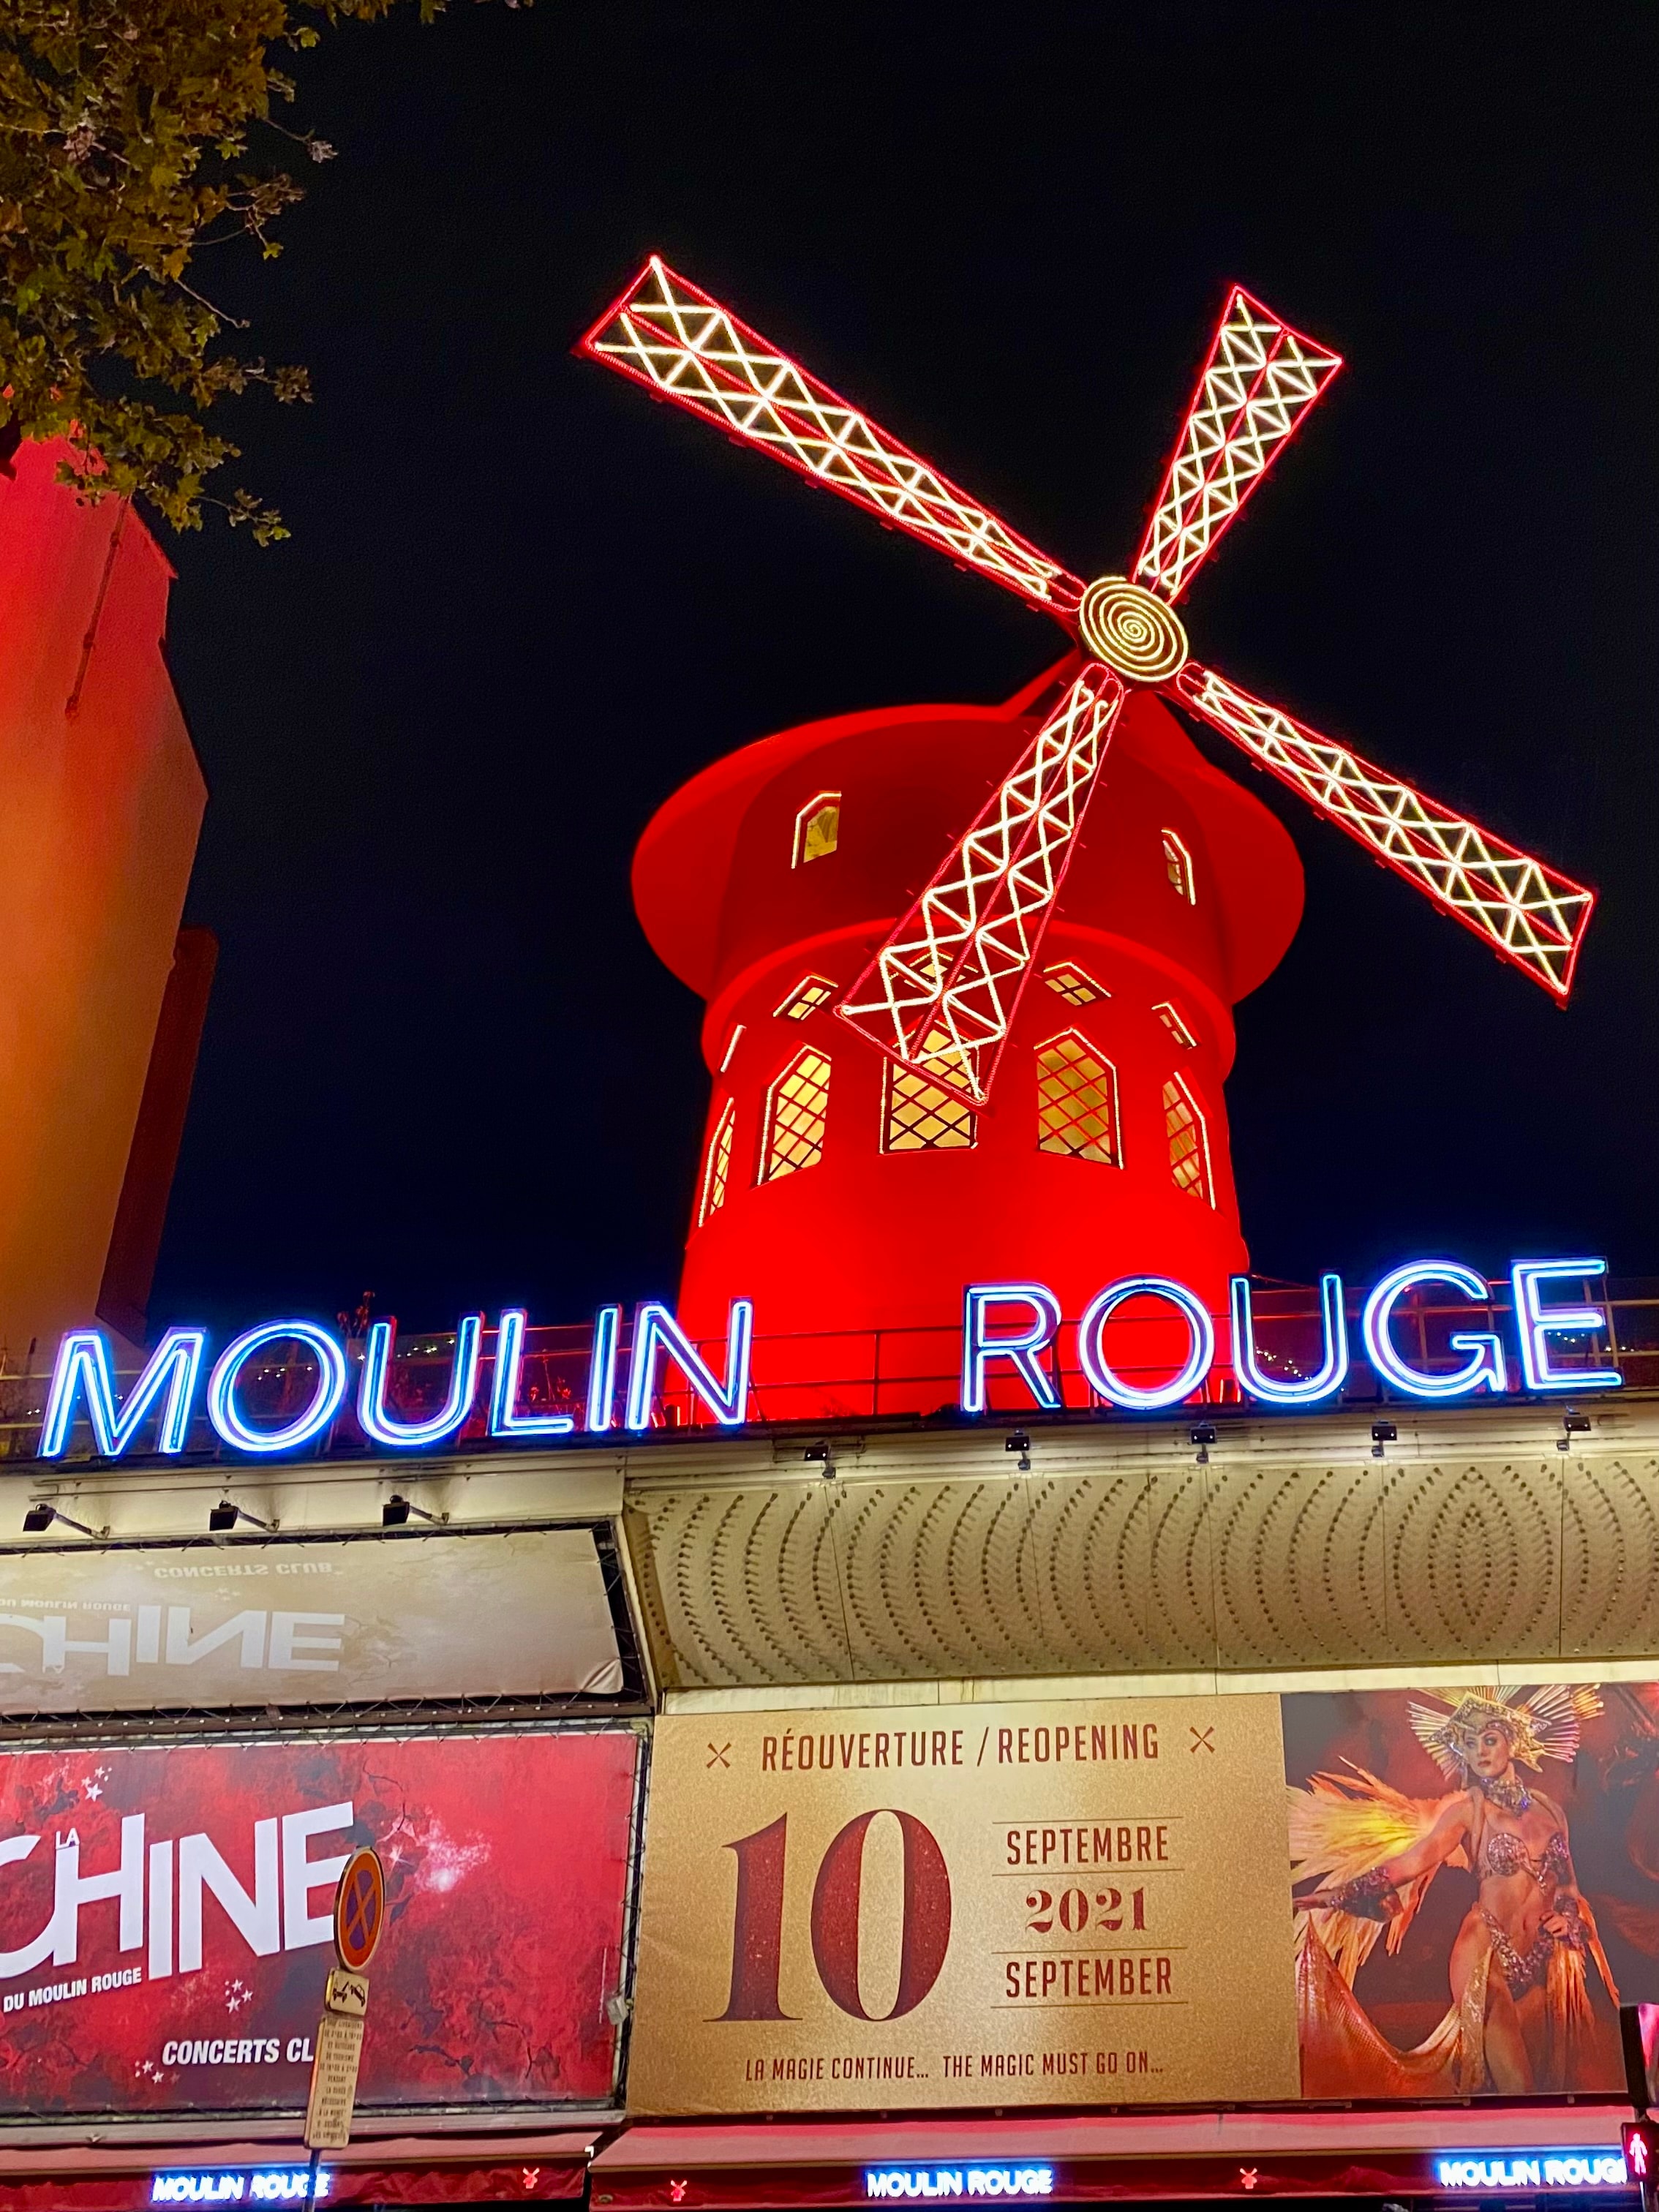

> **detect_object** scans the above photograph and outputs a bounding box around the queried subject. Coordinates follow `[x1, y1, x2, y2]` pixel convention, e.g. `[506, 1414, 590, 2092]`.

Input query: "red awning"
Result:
[0, 2129, 597, 2209]
[590, 2110, 1631, 2208]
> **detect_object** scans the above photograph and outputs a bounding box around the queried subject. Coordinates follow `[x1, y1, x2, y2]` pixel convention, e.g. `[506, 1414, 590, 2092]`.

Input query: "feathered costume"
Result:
[1288, 1686, 1620, 2096]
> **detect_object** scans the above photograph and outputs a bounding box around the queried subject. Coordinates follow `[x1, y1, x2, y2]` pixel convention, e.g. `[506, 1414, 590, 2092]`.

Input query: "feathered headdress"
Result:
[1407, 1685, 1602, 1780]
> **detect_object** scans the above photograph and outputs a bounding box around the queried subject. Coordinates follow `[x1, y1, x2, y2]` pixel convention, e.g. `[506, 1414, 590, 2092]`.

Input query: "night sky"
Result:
[148, 4, 1658, 1334]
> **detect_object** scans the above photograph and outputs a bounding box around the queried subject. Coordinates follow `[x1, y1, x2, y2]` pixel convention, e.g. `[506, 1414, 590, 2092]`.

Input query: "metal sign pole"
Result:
[301, 2143, 323, 2212]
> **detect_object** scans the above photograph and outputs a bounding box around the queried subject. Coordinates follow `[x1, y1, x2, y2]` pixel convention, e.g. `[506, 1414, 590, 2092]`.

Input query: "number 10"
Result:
[717, 1811, 952, 2022]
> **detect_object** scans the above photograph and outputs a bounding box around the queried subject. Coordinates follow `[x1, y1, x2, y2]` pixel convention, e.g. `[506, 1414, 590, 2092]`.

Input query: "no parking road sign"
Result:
[333, 1846, 385, 1973]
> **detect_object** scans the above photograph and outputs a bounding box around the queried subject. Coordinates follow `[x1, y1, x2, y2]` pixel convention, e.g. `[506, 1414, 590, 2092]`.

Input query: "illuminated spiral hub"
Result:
[1077, 576, 1189, 685]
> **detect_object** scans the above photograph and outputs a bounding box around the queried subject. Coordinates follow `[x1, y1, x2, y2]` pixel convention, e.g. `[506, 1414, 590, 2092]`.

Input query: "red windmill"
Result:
[582, 261, 1595, 1409]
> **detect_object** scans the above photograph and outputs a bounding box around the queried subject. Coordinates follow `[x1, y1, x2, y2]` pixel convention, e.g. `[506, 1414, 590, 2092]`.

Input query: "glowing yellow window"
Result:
[1162, 828, 1195, 903]
[793, 791, 841, 867]
[1043, 960, 1109, 1007]
[1154, 1000, 1197, 1048]
[1164, 1075, 1214, 1205]
[1035, 1033, 1121, 1165]
[762, 1049, 831, 1181]
[775, 974, 836, 1020]
[884, 1028, 977, 1153]
[697, 1099, 735, 1228]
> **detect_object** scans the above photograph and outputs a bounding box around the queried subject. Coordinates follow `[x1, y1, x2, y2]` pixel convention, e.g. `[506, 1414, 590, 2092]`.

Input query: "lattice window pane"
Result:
[1162, 829, 1195, 903]
[763, 1050, 831, 1181]
[1036, 1034, 1120, 1165]
[1163, 1076, 1213, 1204]
[1043, 960, 1109, 1008]
[698, 1099, 736, 1227]
[776, 974, 836, 1020]
[884, 1028, 977, 1152]
[1154, 1000, 1197, 1048]
[793, 791, 840, 866]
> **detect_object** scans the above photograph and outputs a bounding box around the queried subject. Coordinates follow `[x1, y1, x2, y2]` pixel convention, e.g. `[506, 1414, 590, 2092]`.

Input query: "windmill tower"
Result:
[589, 265, 1595, 1406]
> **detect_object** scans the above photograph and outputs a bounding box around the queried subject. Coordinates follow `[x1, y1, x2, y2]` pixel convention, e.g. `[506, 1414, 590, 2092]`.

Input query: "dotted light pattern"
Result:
[762, 1047, 831, 1181]
[839, 666, 1127, 1107]
[1036, 1032, 1121, 1165]
[1164, 1074, 1214, 1203]
[697, 1097, 735, 1227]
[581, 258, 1083, 620]
[884, 1028, 978, 1152]
[1173, 662, 1597, 998]
[1133, 287, 1343, 605]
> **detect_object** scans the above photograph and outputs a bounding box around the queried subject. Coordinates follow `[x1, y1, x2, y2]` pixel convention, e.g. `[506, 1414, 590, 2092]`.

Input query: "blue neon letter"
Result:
[960, 1283, 1062, 1415]
[206, 1321, 350, 1455]
[358, 1315, 484, 1448]
[1230, 1274, 1348, 1406]
[488, 1309, 576, 1437]
[1511, 1259, 1622, 1393]
[624, 1299, 753, 1429]
[1078, 1276, 1215, 1411]
[37, 1326, 206, 1459]
[586, 1305, 622, 1433]
[1362, 1262, 1507, 1399]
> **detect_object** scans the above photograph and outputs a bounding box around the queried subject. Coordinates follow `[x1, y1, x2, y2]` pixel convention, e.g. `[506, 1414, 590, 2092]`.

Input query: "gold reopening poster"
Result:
[627, 1696, 1300, 2113]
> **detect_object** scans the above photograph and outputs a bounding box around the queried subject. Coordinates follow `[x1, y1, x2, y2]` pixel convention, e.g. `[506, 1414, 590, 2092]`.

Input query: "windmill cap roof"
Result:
[632, 658, 1304, 1007]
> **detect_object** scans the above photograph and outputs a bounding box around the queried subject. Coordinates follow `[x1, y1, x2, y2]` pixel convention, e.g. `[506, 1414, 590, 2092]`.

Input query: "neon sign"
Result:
[37, 1298, 755, 1460]
[151, 2172, 332, 2205]
[964, 1259, 1619, 1414]
[864, 2170, 1055, 2201]
[1433, 2152, 1628, 2192]
[31, 1258, 1622, 1462]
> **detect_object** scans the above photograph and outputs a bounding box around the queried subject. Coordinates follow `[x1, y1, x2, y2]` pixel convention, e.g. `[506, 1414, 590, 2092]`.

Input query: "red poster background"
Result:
[0, 1729, 638, 2117]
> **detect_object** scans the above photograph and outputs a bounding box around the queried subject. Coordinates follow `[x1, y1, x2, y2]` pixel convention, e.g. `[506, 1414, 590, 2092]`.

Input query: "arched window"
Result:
[884, 1028, 977, 1152]
[1153, 1000, 1197, 1049]
[775, 974, 836, 1020]
[1162, 828, 1195, 903]
[1163, 1074, 1214, 1205]
[697, 1099, 736, 1227]
[1043, 959, 1110, 1007]
[761, 1049, 831, 1181]
[1035, 1032, 1121, 1165]
[792, 791, 841, 867]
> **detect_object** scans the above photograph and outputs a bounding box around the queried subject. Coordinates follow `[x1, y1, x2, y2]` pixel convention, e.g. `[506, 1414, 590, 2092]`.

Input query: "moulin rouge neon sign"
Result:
[31, 1258, 1620, 1462]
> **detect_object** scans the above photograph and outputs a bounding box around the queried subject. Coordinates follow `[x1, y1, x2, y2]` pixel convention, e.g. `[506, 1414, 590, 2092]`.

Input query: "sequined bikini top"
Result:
[1481, 1827, 1569, 1885]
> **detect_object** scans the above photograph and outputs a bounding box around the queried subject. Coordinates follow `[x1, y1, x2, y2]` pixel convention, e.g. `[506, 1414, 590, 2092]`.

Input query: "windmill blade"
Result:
[1133, 288, 1342, 606]
[838, 664, 1127, 1106]
[581, 257, 1083, 622]
[1171, 662, 1595, 998]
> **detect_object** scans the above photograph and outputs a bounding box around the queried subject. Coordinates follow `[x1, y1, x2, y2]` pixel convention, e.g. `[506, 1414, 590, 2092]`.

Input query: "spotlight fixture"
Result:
[800, 1442, 836, 1481]
[1006, 1429, 1032, 1472]
[23, 1502, 106, 1538]
[209, 1500, 274, 1535]
[382, 1493, 447, 1526]
[1189, 1422, 1219, 1466]
[1371, 1418, 1398, 1460]
[1557, 1407, 1593, 1453]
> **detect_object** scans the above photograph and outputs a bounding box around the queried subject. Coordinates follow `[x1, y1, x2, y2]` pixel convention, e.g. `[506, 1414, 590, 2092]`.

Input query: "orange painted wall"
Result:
[0, 443, 206, 1366]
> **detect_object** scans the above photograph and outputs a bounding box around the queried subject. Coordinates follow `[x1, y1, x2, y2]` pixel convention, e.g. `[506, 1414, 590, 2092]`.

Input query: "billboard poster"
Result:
[628, 1685, 1659, 2114]
[0, 1528, 626, 1715]
[1284, 1682, 1659, 2099]
[0, 1728, 639, 2117]
[625, 1697, 1301, 2113]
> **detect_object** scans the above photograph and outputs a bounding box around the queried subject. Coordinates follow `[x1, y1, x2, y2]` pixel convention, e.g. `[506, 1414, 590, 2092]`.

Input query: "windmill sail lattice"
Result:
[582, 258, 1082, 618]
[1132, 287, 1343, 605]
[582, 257, 1597, 1108]
[838, 665, 1126, 1104]
[1172, 663, 1595, 998]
